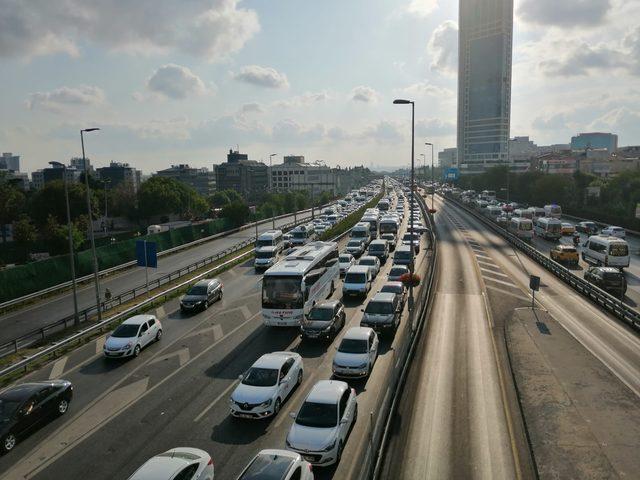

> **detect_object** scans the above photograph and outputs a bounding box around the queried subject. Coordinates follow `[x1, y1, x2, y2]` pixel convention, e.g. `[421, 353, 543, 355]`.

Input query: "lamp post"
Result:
[393, 98, 415, 323]
[49, 161, 79, 326]
[80, 127, 102, 320]
[426, 142, 435, 212]
[269, 154, 277, 229]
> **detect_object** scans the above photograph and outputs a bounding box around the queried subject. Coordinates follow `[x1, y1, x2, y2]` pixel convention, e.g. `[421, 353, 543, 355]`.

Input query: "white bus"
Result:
[544, 204, 562, 219]
[255, 230, 284, 252]
[486, 205, 503, 221]
[262, 241, 340, 326]
[534, 217, 562, 241]
[379, 216, 400, 235]
[508, 217, 534, 241]
[582, 236, 630, 269]
[290, 223, 316, 246]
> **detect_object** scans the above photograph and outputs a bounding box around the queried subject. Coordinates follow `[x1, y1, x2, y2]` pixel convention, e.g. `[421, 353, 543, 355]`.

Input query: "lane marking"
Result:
[49, 357, 68, 380]
[482, 276, 518, 289]
[193, 380, 239, 422]
[485, 285, 531, 302]
[480, 268, 509, 279]
[149, 347, 190, 367]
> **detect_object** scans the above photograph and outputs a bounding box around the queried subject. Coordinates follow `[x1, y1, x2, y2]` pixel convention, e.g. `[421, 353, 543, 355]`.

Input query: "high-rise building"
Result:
[31, 165, 81, 190]
[156, 164, 216, 196]
[457, 0, 513, 174]
[214, 150, 268, 202]
[438, 148, 457, 169]
[270, 156, 337, 196]
[570, 132, 618, 153]
[96, 162, 142, 192]
[0, 153, 20, 172]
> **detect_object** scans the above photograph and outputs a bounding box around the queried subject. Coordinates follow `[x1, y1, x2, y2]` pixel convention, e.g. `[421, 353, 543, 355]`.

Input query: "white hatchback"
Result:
[357, 256, 381, 278]
[237, 449, 313, 480]
[601, 226, 626, 238]
[127, 447, 214, 480]
[103, 315, 162, 359]
[332, 327, 379, 378]
[230, 352, 303, 419]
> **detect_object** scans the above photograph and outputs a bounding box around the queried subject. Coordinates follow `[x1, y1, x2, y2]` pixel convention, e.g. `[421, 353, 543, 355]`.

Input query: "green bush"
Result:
[319, 192, 384, 241]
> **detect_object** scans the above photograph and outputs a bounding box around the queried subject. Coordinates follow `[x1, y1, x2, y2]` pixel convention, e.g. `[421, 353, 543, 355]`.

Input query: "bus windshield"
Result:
[262, 275, 303, 309]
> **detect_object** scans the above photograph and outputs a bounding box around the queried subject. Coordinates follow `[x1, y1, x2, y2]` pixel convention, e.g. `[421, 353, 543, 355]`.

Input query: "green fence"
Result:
[0, 218, 231, 302]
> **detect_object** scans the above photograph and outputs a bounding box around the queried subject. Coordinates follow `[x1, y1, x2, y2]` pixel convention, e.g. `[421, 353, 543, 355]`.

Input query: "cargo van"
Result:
[508, 217, 533, 241]
[582, 236, 630, 269]
[350, 222, 371, 246]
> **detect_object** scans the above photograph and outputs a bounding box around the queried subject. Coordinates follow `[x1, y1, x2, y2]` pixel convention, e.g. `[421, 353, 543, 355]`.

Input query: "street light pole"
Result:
[50, 161, 79, 326]
[426, 142, 434, 210]
[269, 154, 277, 229]
[393, 99, 415, 325]
[80, 128, 102, 320]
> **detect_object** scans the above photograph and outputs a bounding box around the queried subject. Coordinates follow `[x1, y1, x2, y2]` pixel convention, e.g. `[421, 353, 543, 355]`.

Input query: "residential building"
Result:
[31, 165, 81, 190]
[214, 149, 268, 201]
[156, 164, 216, 196]
[507, 136, 538, 172]
[438, 148, 457, 169]
[537, 153, 578, 175]
[270, 156, 337, 196]
[457, 0, 513, 174]
[0, 153, 20, 171]
[69, 156, 96, 176]
[580, 155, 640, 178]
[571, 132, 618, 153]
[96, 162, 142, 192]
[2, 171, 29, 190]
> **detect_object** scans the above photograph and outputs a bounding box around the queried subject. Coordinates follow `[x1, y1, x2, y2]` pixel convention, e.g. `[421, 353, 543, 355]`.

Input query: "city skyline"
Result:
[1, 1, 639, 174]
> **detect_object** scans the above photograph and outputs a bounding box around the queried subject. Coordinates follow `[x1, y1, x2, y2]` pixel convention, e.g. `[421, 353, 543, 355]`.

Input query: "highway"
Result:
[0, 208, 318, 347]
[381, 194, 640, 479]
[0, 190, 433, 479]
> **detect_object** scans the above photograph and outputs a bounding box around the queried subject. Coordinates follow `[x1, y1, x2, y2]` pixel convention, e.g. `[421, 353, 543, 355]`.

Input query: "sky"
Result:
[1, 0, 639, 174]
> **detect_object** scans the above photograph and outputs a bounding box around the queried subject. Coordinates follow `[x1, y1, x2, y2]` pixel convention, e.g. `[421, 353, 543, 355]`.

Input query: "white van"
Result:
[513, 208, 533, 220]
[486, 205, 503, 221]
[582, 236, 630, 269]
[290, 224, 316, 246]
[528, 207, 545, 221]
[350, 222, 371, 246]
[508, 217, 534, 241]
[544, 204, 562, 219]
[254, 246, 279, 270]
[342, 265, 373, 298]
[534, 217, 562, 241]
[255, 230, 284, 252]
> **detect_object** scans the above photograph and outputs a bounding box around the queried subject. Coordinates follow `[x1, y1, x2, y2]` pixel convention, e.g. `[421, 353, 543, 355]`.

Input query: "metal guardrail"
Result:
[0, 204, 332, 312]
[445, 194, 640, 331]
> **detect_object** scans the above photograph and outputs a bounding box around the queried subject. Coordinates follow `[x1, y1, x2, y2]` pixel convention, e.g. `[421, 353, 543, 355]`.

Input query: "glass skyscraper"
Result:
[457, 0, 513, 174]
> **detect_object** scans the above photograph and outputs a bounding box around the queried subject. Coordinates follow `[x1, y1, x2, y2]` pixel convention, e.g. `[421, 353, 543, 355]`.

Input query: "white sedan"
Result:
[237, 449, 313, 480]
[286, 380, 357, 466]
[357, 255, 381, 278]
[127, 447, 214, 480]
[230, 352, 303, 419]
[332, 327, 378, 379]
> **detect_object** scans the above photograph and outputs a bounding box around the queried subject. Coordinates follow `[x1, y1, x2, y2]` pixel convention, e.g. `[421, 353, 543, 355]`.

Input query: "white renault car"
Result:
[236, 449, 313, 480]
[103, 315, 162, 359]
[332, 327, 379, 379]
[230, 352, 303, 419]
[127, 447, 214, 480]
[286, 380, 357, 466]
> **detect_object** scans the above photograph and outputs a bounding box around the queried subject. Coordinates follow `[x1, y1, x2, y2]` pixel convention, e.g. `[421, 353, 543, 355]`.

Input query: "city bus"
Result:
[262, 241, 340, 326]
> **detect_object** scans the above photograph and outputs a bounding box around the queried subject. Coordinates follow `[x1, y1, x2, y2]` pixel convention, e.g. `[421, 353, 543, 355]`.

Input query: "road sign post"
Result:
[529, 274, 540, 309]
[136, 240, 158, 296]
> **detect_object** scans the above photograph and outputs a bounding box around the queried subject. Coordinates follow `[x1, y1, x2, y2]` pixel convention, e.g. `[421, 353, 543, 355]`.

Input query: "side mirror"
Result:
[238, 374, 244, 381]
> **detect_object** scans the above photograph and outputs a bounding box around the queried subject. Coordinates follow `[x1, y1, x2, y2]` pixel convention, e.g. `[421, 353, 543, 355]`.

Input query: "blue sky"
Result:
[1, 0, 639, 174]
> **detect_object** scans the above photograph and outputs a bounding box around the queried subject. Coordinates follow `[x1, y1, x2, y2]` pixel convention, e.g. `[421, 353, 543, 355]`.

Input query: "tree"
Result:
[221, 201, 250, 227]
[208, 189, 244, 208]
[138, 177, 184, 219]
[109, 183, 138, 220]
[29, 181, 97, 226]
[0, 182, 26, 242]
[12, 215, 37, 260]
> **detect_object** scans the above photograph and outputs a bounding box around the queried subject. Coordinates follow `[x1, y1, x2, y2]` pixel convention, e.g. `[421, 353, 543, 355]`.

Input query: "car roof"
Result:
[595, 266, 622, 273]
[359, 256, 377, 262]
[343, 326, 373, 340]
[339, 253, 352, 258]
[370, 239, 387, 245]
[390, 265, 409, 270]
[382, 281, 404, 290]
[370, 292, 396, 302]
[129, 448, 206, 480]
[122, 314, 155, 325]
[194, 278, 219, 286]
[0, 382, 52, 401]
[313, 300, 340, 309]
[254, 352, 295, 369]
[556, 245, 575, 249]
[347, 265, 370, 274]
[306, 380, 348, 404]
[396, 245, 412, 252]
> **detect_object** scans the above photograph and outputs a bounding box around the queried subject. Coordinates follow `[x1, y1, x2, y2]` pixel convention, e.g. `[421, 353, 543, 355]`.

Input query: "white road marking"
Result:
[485, 285, 531, 302]
[480, 268, 509, 278]
[48, 357, 68, 380]
[155, 306, 166, 318]
[95, 335, 106, 354]
[149, 347, 190, 367]
[213, 324, 224, 341]
[193, 380, 239, 422]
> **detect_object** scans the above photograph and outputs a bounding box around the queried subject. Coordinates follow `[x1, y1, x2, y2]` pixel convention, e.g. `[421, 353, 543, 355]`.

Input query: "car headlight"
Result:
[322, 440, 337, 451]
[259, 399, 273, 408]
[125, 342, 133, 349]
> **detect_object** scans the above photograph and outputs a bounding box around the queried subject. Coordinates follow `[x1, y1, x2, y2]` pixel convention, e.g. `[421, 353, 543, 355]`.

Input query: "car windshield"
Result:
[348, 241, 362, 247]
[351, 230, 367, 238]
[365, 301, 394, 314]
[255, 251, 275, 259]
[295, 401, 338, 428]
[602, 272, 623, 282]
[395, 251, 411, 259]
[308, 308, 334, 321]
[403, 234, 419, 241]
[339, 255, 351, 262]
[0, 398, 22, 419]
[360, 258, 374, 266]
[390, 268, 407, 276]
[242, 367, 278, 387]
[187, 285, 208, 295]
[262, 275, 303, 309]
[345, 272, 366, 283]
[381, 285, 402, 294]
[239, 454, 295, 480]
[610, 244, 628, 256]
[256, 239, 273, 247]
[292, 231, 306, 239]
[338, 338, 368, 353]
[369, 244, 384, 251]
[111, 324, 140, 338]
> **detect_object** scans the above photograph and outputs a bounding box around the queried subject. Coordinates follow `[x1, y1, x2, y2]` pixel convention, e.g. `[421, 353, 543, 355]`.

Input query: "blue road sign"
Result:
[136, 240, 157, 268]
[444, 167, 460, 181]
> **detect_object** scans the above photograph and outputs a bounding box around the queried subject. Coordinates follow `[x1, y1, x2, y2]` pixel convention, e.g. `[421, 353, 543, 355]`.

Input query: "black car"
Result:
[0, 380, 73, 453]
[584, 267, 627, 297]
[180, 278, 223, 313]
[576, 221, 599, 235]
[300, 300, 346, 340]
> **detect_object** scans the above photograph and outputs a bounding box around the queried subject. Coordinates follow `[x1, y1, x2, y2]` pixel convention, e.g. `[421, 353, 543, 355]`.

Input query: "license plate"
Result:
[236, 413, 253, 418]
[278, 321, 288, 326]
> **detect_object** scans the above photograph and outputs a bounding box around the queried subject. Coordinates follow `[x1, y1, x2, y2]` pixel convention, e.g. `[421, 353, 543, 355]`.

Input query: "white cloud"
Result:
[589, 107, 640, 134]
[274, 91, 331, 108]
[272, 119, 325, 144]
[147, 64, 209, 99]
[427, 21, 458, 75]
[518, 0, 611, 27]
[415, 118, 455, 137]
[359, 121, 404, 143]
[240, 102, 264, 114]
[404, 0, 439, 17]
[0, 0, 259, 61]
[398, 82, 453, 98]
[351, 86, 379, 103]
[532, 112, 570, 130]
[233, 65, 290, 89]
[26, 85, 105, 112]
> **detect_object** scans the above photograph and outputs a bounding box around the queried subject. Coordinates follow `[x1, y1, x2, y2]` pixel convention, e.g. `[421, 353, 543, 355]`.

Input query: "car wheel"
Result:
[2, 433, 16, 453]
[57, 398, 69, 415]
[274, 397, 281, 415]
[155, 329, 163, 342]
[203, 300, 208, 310]
[297, 369, 303, 386]
[133, 344, 141, 357]
[219, 290, 223, 301]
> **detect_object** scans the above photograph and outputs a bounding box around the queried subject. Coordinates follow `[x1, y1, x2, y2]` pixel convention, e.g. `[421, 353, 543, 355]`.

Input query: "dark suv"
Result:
[300, 300, 346, 340]
[584, 267, 627, 297]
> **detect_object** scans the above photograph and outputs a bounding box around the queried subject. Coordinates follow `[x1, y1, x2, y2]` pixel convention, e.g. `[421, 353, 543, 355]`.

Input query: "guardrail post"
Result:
[13, 339, 18, 354]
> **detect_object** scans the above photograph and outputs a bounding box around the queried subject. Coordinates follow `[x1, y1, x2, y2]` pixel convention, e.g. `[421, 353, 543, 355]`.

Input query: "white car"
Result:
[237, 449, 313, 480]
[230, 352, 303, 419]
[357, 255, 381, 278]
[346, 239, 366, 257]
[127, 447, 214, 480]
[388, 265, 409, 282]
[601, 226, 626, 238]
[286, 380, 357, 466]
[103, 315, 162, 359]
[338, 253, 355, 276]
[332, 327, 378, 379]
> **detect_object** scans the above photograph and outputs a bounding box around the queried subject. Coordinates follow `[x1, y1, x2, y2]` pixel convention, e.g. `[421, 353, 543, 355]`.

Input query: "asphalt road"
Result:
[0, 194, 433, 480]
[0, 208, 318, 346]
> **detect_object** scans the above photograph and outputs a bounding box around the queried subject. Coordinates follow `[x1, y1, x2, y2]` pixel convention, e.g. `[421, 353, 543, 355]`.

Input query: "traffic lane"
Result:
[447, 200, 640, 398]
[561, 216, 640, 257]
[0, 258, 264, 476]
[381, 201, 519, 479]
[29, 222, 425, 480]
[0, 208, 316, 345]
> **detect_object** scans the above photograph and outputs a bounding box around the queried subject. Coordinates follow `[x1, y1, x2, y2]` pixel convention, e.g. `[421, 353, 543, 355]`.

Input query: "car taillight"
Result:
[208, 457, 214, 466]
[308, 464, 313, 471]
